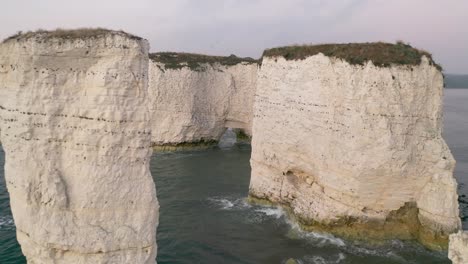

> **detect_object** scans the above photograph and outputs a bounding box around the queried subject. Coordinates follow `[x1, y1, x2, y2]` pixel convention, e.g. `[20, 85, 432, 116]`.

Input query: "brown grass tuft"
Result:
[149, 52, 259, 71]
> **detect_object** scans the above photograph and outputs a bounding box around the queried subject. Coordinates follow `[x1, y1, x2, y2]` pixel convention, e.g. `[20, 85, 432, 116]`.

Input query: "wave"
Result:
[207, 196, 252, 210]
[208, 197, 235, 209]
[306, 253, 346, 264]
[285, 253, 346, 264]
[254, 207, 285, 219]
[0, 215, 14, 230]
[209, 196, 346, 248]
[276, 209, 346, 248]
[206, 196, 446, 263]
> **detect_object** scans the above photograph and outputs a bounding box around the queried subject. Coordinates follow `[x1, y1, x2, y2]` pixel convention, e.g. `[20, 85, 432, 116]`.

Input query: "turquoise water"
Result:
[1, 89, 467, 263]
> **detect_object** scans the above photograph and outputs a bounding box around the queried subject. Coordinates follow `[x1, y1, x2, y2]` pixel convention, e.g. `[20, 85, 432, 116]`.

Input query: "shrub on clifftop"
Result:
[2, 28, 142, 43]
[262, 42, 442, 71]
[149, 52, 259, 71]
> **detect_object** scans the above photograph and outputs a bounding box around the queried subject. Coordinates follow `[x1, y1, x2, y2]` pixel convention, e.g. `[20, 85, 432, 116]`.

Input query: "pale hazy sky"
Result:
[1, 0, 467, 73]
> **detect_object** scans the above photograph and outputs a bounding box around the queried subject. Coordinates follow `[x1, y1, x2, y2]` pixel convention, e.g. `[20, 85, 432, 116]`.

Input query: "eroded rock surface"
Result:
[148, 55, 258, 148]
[249, 52, 460, 249]
[449, 231, 468, 264]
[0, 30, 158, 263]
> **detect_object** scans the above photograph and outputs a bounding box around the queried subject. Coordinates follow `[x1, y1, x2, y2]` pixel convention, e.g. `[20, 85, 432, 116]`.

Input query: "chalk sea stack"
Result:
[148, 52, 258, 150]
[249, 42, 460, 249]
[0, 29, 159, 263]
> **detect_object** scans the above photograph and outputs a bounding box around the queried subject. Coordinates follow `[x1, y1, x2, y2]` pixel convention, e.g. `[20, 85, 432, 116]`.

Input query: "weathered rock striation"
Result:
[249, 43, 460, 249]
[0, 29, 158, 263]
[148, 52, 258, 148]
[449, 231, 468, 263]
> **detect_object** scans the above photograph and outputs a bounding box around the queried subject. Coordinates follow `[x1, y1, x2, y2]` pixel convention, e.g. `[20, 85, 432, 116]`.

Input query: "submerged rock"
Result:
[0, 29, 158, 263]
[249, 43, 460, 249]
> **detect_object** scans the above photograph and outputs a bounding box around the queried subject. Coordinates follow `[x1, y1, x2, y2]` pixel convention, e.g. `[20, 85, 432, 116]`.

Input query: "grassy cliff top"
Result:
[263, 42, 442, 70]
[2, 28, 142, 43]
[149, 52, 259, 71]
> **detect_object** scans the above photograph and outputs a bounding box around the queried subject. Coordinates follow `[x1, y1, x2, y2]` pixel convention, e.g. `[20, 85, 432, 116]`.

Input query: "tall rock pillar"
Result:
[0, 29, 158, 263]
[249, 43, 460, 249]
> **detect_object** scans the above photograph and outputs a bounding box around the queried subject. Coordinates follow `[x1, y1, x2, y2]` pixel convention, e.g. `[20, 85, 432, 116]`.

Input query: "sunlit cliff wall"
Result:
[0, 29, 159, 263]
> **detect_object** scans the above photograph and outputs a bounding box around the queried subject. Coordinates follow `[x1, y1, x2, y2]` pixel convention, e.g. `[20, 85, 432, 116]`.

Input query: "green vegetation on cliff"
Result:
[2, 28, 142, 43]
[152, 139, 218, 152]
[234, 129, 251, 142]
[263, 42, 442, 71]
[149, 52, 259, 71]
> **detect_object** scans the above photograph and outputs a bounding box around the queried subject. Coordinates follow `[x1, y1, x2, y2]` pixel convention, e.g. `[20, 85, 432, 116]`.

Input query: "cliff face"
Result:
[0, 30, 158, 263]
[148, 56, 258, 147]
[449, 231, 468, 263]
[249, 52, 460, 249]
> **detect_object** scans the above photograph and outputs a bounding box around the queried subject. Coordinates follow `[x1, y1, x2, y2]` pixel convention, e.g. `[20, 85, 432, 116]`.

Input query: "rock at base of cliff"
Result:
[449, 231, 468, 264]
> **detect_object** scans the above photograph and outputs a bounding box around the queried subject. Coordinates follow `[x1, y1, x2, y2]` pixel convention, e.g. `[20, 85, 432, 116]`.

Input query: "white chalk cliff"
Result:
[0, 31, 462, 263]
[0, 30, 158, 263]
[148, 54, 258, 147]
[249, 46, 460, 249]
[449, 231, 468, 264]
